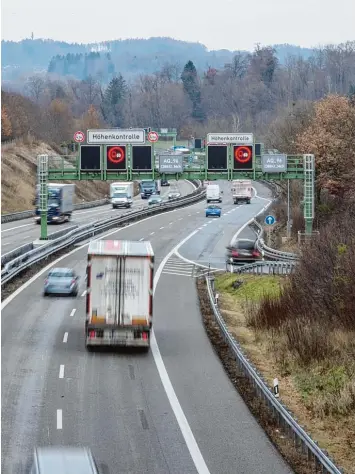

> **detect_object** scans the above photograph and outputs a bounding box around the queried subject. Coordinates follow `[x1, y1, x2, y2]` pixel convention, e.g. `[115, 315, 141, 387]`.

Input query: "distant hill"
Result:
[1, 37, 315, 83]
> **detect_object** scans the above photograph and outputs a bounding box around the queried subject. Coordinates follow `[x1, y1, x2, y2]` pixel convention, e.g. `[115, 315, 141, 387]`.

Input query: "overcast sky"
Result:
[1, 0, 354, 51]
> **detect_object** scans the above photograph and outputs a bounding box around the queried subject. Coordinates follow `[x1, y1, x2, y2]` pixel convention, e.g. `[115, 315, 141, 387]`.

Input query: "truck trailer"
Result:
[110, 182, 134, 208]
[231, 180, 252, 204]
[34, 183, 75, 224]
[85, 240, 154, 351]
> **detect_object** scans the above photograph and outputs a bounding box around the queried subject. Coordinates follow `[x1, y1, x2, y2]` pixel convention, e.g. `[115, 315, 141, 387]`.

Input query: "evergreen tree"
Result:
[181, 60, 205, 122]
[102, 74, 127, 127]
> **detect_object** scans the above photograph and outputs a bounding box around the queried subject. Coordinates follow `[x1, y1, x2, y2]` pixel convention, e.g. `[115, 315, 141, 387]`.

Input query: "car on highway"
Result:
[205, 204, 221, 218]
[148, 195, 163, 206]
[226, 239, 264, 264]
[27, 446, 107, 474]
[161, 179, 170, 186]
[43, 267, 79, 297]
[168, 190, 181, 200]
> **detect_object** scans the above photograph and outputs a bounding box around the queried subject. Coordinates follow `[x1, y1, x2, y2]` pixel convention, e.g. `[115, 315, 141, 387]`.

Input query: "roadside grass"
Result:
[214, 272, 355, 473]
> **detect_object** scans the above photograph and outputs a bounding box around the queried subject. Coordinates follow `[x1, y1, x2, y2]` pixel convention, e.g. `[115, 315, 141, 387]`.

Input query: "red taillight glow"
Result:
[142, 332, 148, 340]
[71, 279, 76, 285]
[252, 251, 260, 257]
[89, 331, 95, 338]
[232, 251, 239, 257]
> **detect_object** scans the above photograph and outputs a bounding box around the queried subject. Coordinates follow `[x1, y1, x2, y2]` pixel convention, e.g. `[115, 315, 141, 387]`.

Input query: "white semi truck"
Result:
[231, 180, 252, 204]
[85, 240, 154, 351]
[110, 182, 134, 208]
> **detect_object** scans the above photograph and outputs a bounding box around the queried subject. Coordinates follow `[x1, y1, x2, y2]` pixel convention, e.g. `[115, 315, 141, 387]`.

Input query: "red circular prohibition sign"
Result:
[108, 146, 125, 164]
[234, 146, 252, 164]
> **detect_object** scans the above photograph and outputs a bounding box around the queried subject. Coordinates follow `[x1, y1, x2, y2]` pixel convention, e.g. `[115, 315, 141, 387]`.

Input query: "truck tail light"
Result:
[252, 250, 260, 257]
[142, 332, 148, 340]
[89, 331, 95, 338]
[232, 250, 239, 257]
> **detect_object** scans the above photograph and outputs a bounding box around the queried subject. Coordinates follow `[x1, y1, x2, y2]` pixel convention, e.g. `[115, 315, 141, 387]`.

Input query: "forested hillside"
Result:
[1, 37, 315, 82]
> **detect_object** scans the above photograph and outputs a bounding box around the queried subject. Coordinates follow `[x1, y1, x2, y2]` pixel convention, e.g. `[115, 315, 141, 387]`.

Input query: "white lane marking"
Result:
[188, 214, 191, 217]
[208, 220, 213, 223]
[70, 308, 76, 317]
[169, 222, 173, 225]
[59, 365, 65, 379]
[2, 201, 203, 310]
[178, 218, 183, 221]
[81, 290, 87, 297]
[152, 229, 211, 474]
[160, 227, 164, 230]
[196, 212, 200, 214]
[2, 242, 11, 246]
[63, 332, 68, 343]
[139, 237, 144, 241]
[1, 223, 33, 233]
[150, 232, 155, 236]
[57, 409, 63, 429]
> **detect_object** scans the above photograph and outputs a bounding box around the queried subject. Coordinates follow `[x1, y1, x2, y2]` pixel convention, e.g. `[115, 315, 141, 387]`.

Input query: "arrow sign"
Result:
[265, 215, 276, 225]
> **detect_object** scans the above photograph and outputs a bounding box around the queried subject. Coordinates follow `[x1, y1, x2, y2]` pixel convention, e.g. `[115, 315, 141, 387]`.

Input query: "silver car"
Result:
[168, 191, 181, 200]
[43, 267, 79, 297]
[27, 446, 108, 474]
[148, 195, 163, 206]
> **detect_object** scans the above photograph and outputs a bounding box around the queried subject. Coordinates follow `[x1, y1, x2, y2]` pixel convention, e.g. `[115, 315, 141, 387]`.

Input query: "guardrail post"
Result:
[38, 155, 49, 240]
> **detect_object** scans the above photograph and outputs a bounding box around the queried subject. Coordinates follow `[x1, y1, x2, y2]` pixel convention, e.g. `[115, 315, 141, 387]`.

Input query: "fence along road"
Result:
[1, 180, 194, 253]
[1, 181, 292, 474]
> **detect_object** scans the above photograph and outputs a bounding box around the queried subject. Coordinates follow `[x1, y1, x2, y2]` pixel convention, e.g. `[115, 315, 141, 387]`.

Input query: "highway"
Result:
[1, 180, 193, 254]
[1, 180, 293, 474]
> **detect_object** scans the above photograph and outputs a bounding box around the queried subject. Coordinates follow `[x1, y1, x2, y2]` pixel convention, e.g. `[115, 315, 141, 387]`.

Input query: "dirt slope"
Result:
[1, 138, 112, 214]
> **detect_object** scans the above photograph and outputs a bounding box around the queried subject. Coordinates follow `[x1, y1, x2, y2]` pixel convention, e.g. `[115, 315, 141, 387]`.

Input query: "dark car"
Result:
[161, 179, 170, 186]
[226, 239, 264, 265]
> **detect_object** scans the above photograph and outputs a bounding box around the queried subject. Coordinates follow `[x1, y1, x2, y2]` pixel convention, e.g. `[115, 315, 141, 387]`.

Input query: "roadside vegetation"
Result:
[212, 203, 355, 472]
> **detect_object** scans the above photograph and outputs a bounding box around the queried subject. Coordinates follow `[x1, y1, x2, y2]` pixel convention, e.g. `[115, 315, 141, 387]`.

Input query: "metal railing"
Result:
[226, 260, 297, 275]
[1, 181, 204, 286]
[1, 198, 110, 223]
[205, 276, 342, 474]
[252, 219, 299, 262]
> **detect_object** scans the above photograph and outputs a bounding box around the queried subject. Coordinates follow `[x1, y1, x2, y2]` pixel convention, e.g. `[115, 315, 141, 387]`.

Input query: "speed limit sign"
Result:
[73, 131, 85, 143]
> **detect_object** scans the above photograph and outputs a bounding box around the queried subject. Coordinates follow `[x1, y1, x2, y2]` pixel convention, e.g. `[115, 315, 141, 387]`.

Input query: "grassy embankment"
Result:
[213, 271, 355, 473]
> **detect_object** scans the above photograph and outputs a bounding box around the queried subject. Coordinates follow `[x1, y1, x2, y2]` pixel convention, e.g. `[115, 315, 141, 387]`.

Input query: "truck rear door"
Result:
[89, 256, 119, 324]
[120, 257, 151, 326]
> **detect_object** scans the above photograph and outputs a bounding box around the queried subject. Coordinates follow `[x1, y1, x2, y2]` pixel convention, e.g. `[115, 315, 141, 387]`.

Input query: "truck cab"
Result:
[34, 184, 75, 224]
[139, 180, 160, 199]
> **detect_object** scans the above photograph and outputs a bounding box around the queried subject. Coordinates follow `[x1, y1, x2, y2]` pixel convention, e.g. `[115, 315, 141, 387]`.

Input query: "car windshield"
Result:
[49, 271, 74, 278]
[232, 240, 255, 250]
[208, 205, 220, 209]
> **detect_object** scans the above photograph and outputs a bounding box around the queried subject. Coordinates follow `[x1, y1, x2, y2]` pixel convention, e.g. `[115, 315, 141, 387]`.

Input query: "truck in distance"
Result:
[231, 180, 252, 204]
[85, 239, 154, 351]
[110, 182, 134, 208]
[34, 183, 75, 224]
[139, 180, 160, 199]
[206, 183, 222, 203]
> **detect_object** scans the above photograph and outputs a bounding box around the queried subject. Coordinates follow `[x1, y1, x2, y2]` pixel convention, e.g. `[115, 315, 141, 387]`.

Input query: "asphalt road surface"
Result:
[1, 180, 194, 254]
[1, 180, 293, 474]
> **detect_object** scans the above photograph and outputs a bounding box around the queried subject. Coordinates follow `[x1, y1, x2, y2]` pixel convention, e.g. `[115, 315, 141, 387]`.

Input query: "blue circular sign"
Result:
[265, 215, 276, 225]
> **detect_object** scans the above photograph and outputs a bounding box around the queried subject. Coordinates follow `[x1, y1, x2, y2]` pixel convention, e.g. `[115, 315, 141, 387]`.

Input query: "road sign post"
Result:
[37, 155, 49, 240]
[264, 215, 276, 246]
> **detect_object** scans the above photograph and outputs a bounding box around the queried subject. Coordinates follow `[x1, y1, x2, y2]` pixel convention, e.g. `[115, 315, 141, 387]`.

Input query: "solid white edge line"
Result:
[57, 409, 62, 429]
[152, 229, 211, 474]
[59, 365, 65, 379]
[63, 332, 68, 343]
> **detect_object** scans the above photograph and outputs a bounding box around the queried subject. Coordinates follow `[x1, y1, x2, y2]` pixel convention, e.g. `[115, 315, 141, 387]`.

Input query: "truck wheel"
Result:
[85, 344, 93, 352]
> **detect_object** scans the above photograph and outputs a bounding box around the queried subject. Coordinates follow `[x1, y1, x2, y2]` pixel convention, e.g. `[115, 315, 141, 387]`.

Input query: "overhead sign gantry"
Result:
[38, 128, 315, 240]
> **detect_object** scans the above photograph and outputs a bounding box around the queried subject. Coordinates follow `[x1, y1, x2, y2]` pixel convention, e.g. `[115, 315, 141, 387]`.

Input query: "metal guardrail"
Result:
[1, 198, 110, 223]
[1, 181, 204, 286]
[252, 218, 299, 262]
[226, 260, 297, 275]
[205, 276, 342, 474]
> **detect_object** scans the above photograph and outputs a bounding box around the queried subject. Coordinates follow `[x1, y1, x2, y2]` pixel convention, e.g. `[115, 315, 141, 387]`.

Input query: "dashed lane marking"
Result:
[59, 365, 65, 379]
[63, 332, 68, 343]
